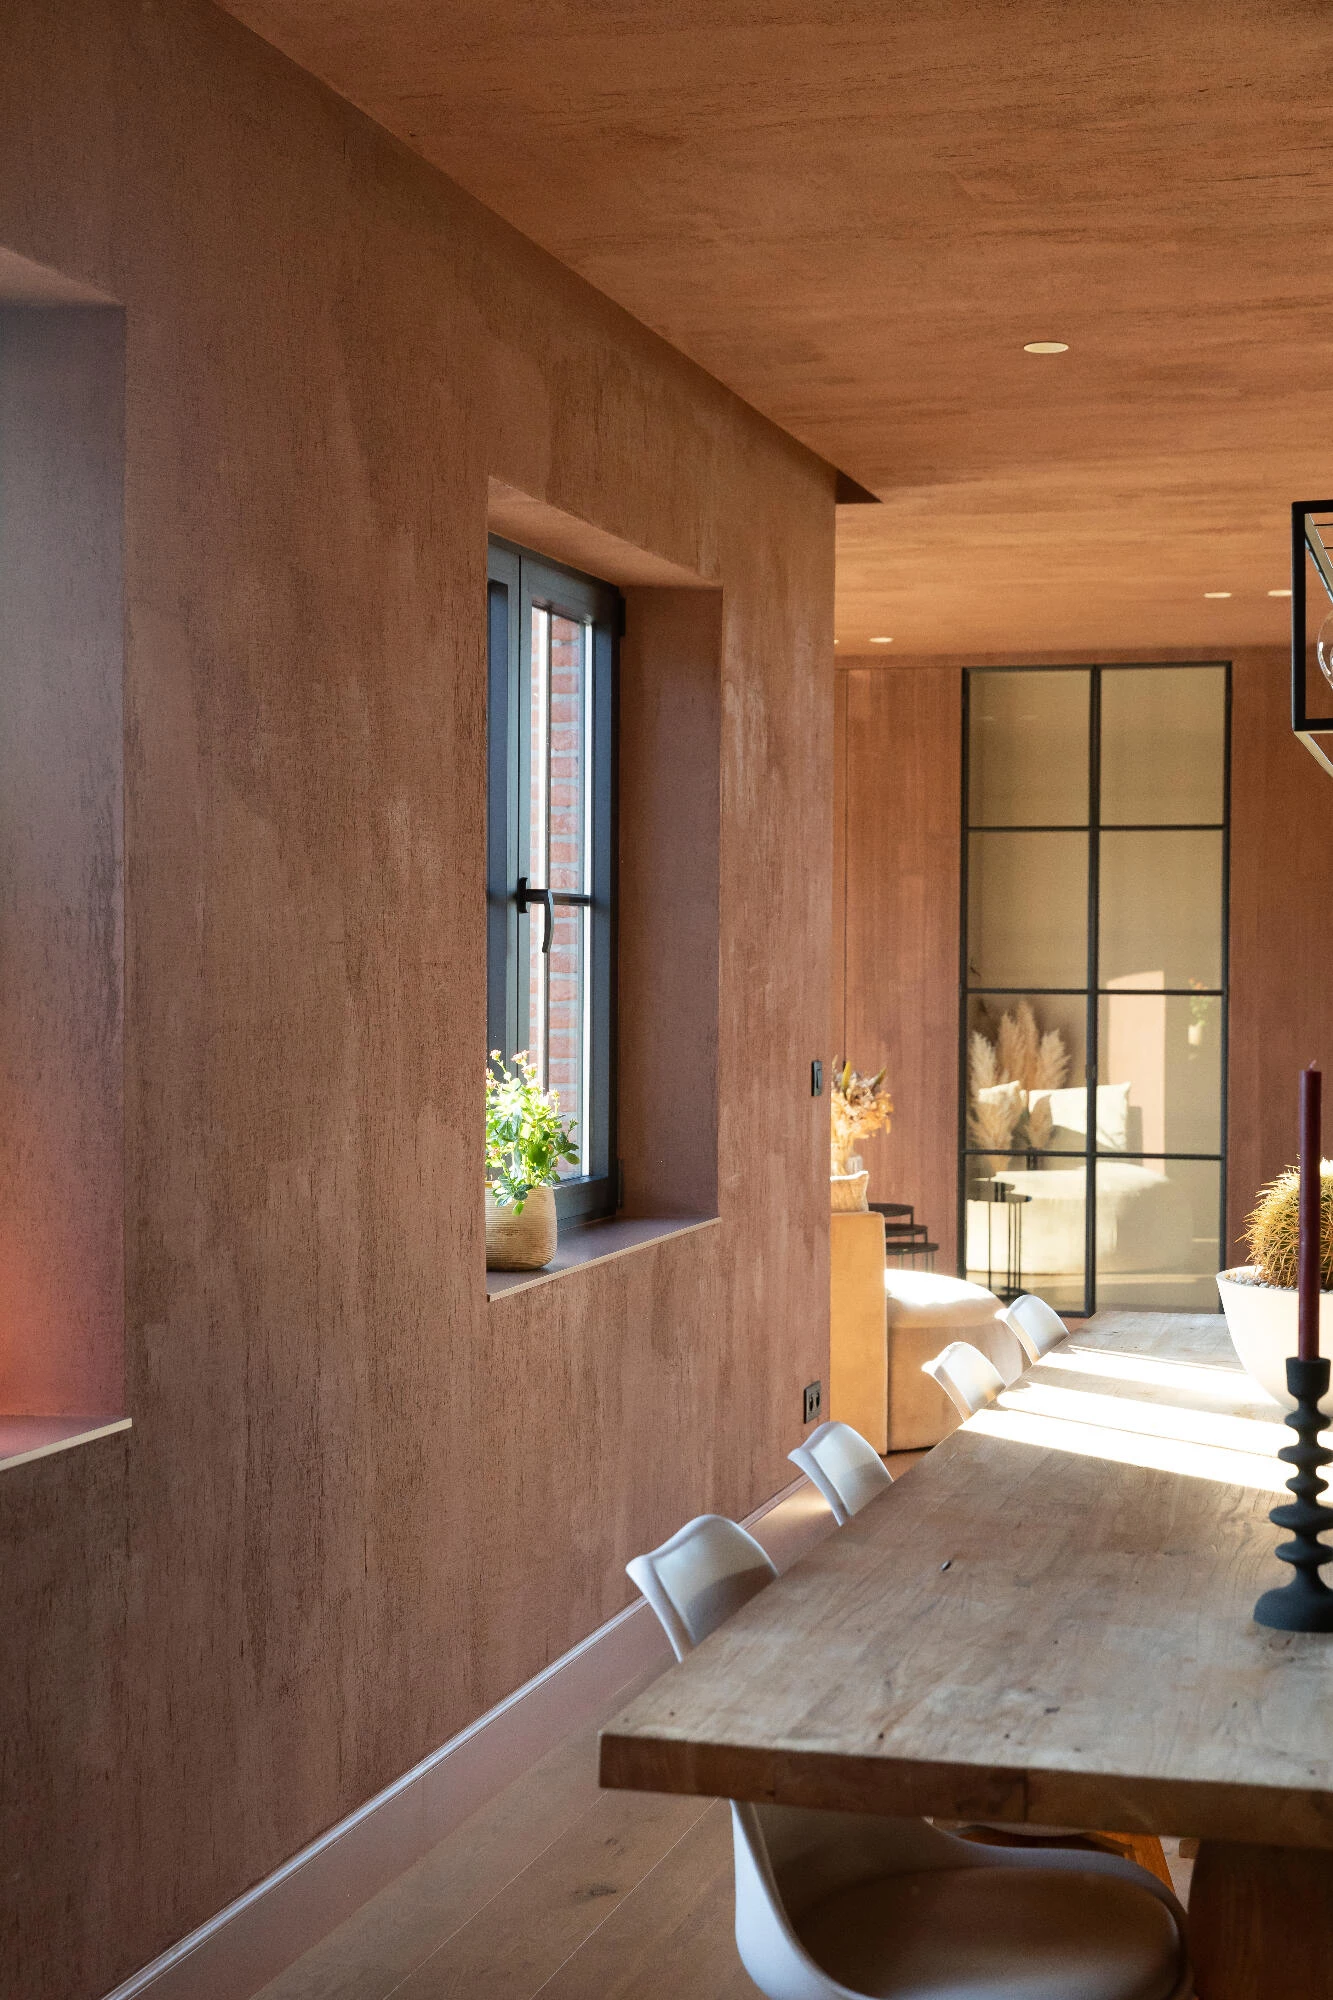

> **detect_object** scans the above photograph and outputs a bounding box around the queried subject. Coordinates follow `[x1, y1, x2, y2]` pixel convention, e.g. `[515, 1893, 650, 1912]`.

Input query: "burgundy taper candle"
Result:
[1299, 1064, 1322, 1362]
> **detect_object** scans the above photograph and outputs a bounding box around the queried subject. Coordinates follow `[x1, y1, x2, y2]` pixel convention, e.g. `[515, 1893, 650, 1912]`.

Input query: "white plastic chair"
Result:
[922, 1340, 1007, 1420]
[625, 1519, 1192, 2000]
[626, 1514, 777, 1662]
[1004, 1292, 1070, 1365]
[788, 1420, 893, 1525]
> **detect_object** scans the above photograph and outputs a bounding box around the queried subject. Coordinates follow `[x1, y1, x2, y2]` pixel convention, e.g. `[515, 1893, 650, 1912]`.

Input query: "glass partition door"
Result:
[961, 663, 1229, 1315]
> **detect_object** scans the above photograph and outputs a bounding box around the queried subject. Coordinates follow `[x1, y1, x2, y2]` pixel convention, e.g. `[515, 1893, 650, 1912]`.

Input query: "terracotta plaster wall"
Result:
[0, 4, 834, 1995]
[833, 662, 961, 1268]
[1226, 645, 1333, 1257]
[835, 646, 1333, 1279]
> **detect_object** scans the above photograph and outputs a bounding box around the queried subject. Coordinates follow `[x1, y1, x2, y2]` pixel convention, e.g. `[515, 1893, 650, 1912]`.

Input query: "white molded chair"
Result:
[1004, 1292, 1071, 1365]
[788, 1420, 893, 1525]
[626, 1514, 777, 1662]
[625, 1518, 1192, 2000]
[922, 1340, 1007, 1420]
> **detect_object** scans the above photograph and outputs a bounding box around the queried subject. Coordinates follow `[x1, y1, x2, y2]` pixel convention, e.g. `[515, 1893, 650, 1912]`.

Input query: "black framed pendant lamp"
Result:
[1291, 501, 1333, 778]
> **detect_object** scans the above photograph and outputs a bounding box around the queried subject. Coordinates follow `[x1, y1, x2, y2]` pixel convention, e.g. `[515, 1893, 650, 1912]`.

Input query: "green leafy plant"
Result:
[485, 1051, 579, 1211]
[1244, 1163, 1333, 1289]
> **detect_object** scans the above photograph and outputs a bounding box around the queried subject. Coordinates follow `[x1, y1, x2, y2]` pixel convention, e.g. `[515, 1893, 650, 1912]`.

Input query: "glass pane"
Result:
[527, 901, 589, 1178]
[546, 613, 589, 895]
[965, 994, 1090, 1313]
[967, 832, 1087, 989]
[1100, 667, 1226, 824]
[1093, 1158, 1222, 1311]
[966, 1157, 1086, 1315]
[969, 670, 1089, 827]
[1097, 991, 1221, 1156]
[965, 993, 1087, 1159]
[526, 605, 591, 1176]
[1300, 520, 1333, 723]
[1099, 830, 1222, 989]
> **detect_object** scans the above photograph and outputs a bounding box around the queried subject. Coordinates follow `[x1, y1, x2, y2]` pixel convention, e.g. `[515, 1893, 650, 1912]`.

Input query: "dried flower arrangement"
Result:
[968, 1000, 1069, 1157]
[831, 1060, 894, 1176]
[1243, 1164, 1333, 1289]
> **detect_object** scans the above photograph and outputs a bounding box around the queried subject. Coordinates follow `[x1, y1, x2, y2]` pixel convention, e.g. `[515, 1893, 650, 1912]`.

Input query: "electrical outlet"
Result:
[803, 1380, 822, 1425]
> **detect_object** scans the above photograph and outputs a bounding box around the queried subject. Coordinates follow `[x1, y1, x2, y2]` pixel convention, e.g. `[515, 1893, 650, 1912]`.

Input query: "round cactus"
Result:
[1244, 1163, 1333, 1290]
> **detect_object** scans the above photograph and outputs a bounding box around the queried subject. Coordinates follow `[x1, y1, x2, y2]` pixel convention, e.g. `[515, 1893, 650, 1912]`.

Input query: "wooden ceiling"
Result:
[223, 0, 1332, 657]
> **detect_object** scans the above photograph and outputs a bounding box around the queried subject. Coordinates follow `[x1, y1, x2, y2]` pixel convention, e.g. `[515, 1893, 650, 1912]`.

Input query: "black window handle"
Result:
[516, 877, 555, 954]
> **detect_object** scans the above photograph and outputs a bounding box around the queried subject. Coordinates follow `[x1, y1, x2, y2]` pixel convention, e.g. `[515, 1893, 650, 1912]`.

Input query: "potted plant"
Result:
[830, 1061, 893, 1212]
[1217, 1163, 1333, 1405]
[485, 1052, 580, 1271]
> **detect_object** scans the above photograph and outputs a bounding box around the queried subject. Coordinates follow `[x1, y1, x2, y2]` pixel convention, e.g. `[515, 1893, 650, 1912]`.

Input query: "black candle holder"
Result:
[1253, 1355, 1333, 1632]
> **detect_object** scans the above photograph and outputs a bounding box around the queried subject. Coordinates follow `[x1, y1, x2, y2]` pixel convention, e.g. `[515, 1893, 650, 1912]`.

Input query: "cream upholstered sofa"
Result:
[830, 1212, 1024, 1452]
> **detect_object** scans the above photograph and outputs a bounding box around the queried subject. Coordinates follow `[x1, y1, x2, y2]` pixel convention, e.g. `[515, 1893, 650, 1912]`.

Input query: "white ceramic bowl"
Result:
[1216, 1266, 1333, 1408]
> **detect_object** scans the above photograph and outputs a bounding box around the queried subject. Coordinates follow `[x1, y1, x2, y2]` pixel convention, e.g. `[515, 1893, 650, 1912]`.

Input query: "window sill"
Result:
[0, 1414, 131, 1472]
[486, 1214, 719, 1300]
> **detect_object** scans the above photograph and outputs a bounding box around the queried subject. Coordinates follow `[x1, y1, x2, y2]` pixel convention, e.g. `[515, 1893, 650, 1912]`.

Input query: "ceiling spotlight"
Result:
[1023, 341, 1069, 354]
[870, 636, 893, 644]
[1203, 591, 1232, 599]
[1269, 588, 1293, 598]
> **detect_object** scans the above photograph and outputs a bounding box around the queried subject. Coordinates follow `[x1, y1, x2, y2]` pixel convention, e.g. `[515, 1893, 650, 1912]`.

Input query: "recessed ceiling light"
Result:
[1269, 588, 1292, 598]
[1023, 341, 1069, 354]
[1203, 591, 1232, 599]
[870, 635, 893, 644]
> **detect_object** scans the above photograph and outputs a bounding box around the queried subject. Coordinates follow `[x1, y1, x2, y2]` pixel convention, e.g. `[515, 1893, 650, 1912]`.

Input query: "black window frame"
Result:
[487, 537, 620, 1225]
[957, 659, 1231, 1315]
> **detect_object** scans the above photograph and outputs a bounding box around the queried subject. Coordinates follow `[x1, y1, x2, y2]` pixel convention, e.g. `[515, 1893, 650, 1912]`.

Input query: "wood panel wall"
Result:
[835, 664, 961, 1268]
[0, 6, 835, 1996]
[834, 645, 1333, 1283]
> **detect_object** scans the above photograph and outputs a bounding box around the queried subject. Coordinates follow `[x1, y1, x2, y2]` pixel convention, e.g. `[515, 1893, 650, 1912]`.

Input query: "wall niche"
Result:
[0, 249, 125, 1460]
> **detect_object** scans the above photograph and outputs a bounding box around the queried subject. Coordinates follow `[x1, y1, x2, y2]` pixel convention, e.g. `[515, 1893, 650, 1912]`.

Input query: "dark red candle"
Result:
[1299, 1065, 1322, 1361]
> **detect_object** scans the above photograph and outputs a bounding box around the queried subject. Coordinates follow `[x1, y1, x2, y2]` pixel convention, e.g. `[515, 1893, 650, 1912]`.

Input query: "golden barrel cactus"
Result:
[1244, 1163, 1333, 1289]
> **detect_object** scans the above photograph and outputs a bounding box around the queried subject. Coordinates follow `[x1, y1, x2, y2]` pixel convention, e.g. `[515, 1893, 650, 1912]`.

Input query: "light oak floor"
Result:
[254, 1449, 1191, 2000]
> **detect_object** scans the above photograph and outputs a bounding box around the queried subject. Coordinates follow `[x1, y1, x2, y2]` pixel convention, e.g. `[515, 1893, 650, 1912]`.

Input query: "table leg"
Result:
[1189, 1839, 1333, 1998]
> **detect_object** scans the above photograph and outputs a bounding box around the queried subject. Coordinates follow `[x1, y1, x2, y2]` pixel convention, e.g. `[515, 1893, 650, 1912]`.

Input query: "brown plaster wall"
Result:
[834, 646, 1333, 1281]
[618, 587, 722, 1218]
[0, 4, 834, 1995]
[1227, 646, 1333, 1257]
[834, 663, 961, 1266]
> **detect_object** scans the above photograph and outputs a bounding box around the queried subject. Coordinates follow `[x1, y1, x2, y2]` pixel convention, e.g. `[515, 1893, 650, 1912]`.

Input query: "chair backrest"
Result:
[922, 1341, 1007, 1419]
[626, 1515, 777, 1661]
[788, 1421, 892, 1526]
[1003, 1292, 1069, 1364]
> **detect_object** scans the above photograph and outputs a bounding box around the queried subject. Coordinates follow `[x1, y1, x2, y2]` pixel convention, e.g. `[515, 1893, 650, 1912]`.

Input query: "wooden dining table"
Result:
[600, 1311, 1333, 1999]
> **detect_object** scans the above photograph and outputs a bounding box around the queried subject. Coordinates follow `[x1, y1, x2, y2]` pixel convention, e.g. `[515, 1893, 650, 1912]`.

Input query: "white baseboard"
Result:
[102, 1474, 834, 2000]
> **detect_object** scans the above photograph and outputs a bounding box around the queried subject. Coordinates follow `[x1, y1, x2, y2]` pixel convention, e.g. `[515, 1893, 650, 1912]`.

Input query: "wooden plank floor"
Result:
[254, 1445, 1190, 2000]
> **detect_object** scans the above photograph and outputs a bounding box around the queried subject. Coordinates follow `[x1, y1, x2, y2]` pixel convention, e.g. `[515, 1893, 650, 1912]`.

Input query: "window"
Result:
[961, 662, 1229, 1315]
[487, 539, 620, 1222]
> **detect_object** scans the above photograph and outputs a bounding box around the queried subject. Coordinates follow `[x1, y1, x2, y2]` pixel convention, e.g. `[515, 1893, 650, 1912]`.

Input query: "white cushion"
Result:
[1031, 1081, 1132, 1152]
[884, 1270, 1002, 1328]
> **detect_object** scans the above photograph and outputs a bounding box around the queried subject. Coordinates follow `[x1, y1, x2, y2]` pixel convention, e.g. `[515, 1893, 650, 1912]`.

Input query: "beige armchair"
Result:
[830, 1213, 1024, 1452]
